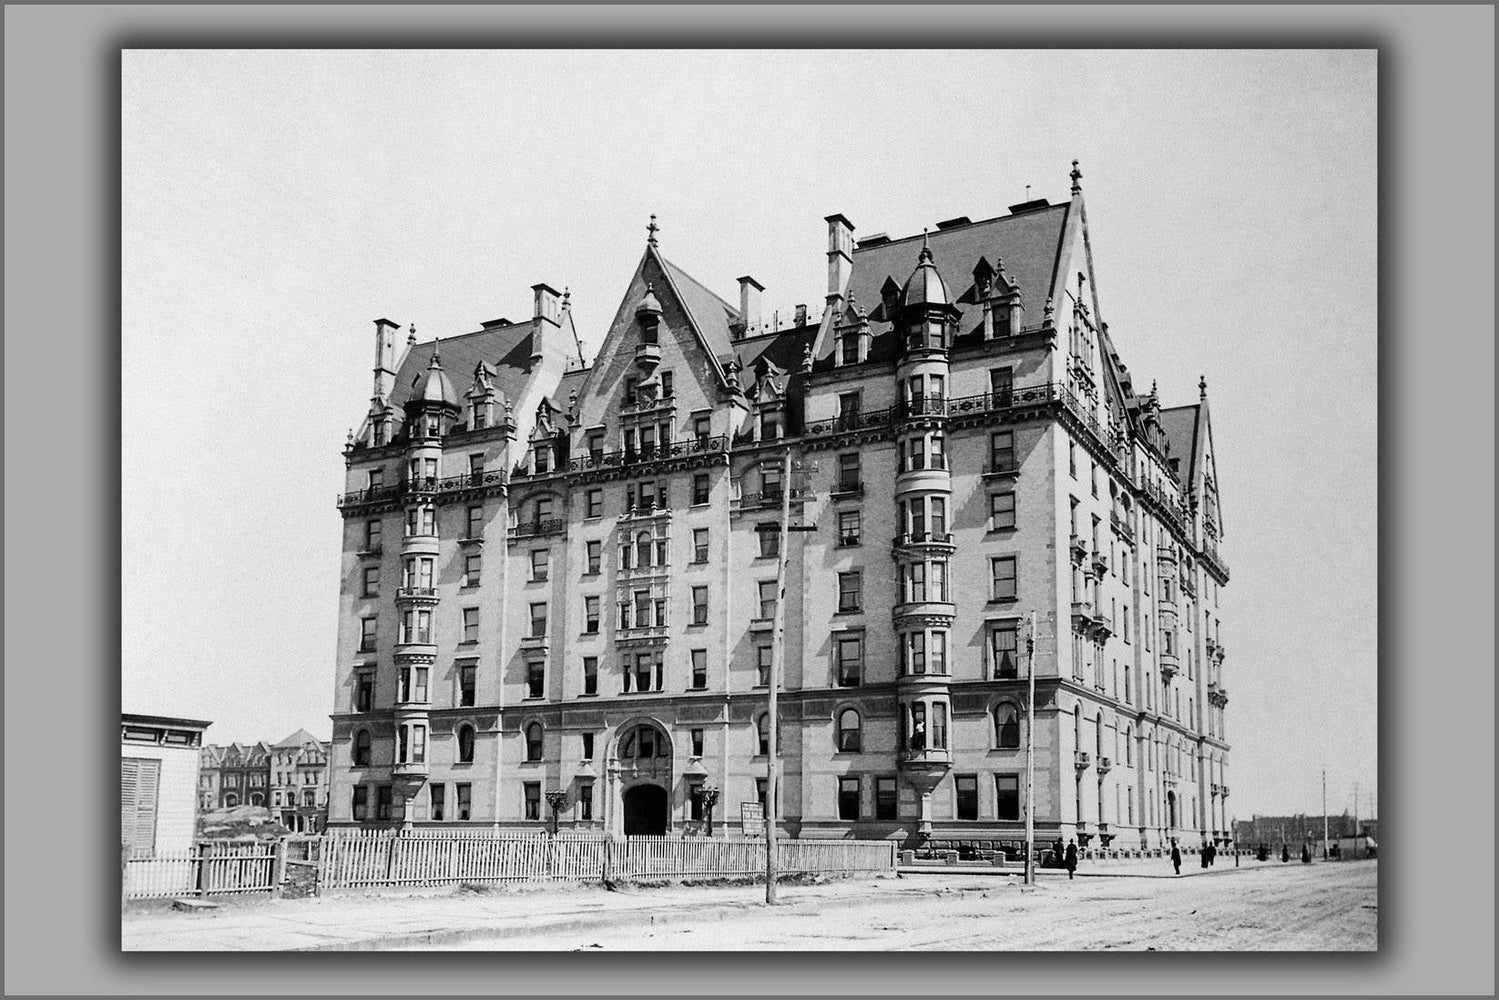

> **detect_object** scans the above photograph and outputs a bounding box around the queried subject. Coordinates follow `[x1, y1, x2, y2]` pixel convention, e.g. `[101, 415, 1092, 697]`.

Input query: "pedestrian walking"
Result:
[1170, 840, 1182, 875]
[1053, 837, 1065, 869]
[1300, 844, 1311, 864]
[1064, 839, 1078, 880]
[1207, 842, 1217, 866]
[1200, 842, 1210, 869]
[1281, 844, 1290, 863]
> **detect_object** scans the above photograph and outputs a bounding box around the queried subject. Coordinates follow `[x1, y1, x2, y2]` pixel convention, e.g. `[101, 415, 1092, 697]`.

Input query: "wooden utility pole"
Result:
[764, 447, 794, 904]
[1024, 611, 1037, 885]
[1322, 771, 1329, 859]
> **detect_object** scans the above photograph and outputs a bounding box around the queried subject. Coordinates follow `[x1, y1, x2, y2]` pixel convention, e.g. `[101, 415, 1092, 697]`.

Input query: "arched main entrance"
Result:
[622, 784, 668, 835]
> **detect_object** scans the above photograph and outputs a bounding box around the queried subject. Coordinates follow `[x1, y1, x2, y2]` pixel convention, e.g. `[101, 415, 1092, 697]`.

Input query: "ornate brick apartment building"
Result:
[327, 164, 1233, 851]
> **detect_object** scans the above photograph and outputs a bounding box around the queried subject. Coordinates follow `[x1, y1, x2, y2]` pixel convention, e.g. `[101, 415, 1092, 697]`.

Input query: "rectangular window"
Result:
[1069, 442, 1077, 478]
[990, 492, 1016, 530]
[838, 777, 861, 820]
[837, 635, 863, 687]
[875, 777, 898, 820]
[533, 445, 551, 475]
[577, 782, 594, 821]
[1091, 462, 1099, 497]
[364, 519, 382, 551]
[586, 540, 602, 575]
[690, 415, 710, 442]
[367, 468, 383, 491]
[359, 617, 377, 653]
[361, 566, 379, 598]
[990, 366, 1014, 404]
[756, 778, 768, 809]
[462, 608, 479, 644]
[692, 473, 710, 505]
[584, 488, 603, 519]
[837, 510, 861, 546]
[376, 785, 393, 821]
[464, 554, 482, 587]
[429, 783, 446, 822]
[956, 775, 979, 821]
[351, 786, 368, 821]
[756, 644, 773, 687]
[758, 524, 780, 558]
[582, 596, 600, 634]
[838, 571, 862, 613]
[837, 453, 861, 493]
[581, 732, 595, 761]
[355, 670, 374, 712]
[690, 649, 708, 689]
[991, 431, 1016, 473]
[691, 728, 705, 757]
[531, 549, 549, 582]
[691, 586, 709, 625]
[837, 391, 861, 425]
[581, 656, 598, 696]
[758, 580, 778, 620]
[761, 464, 782, 496]
[526, 661, 545, 699]
[995, 775, 1020, 821]
[459, 665, 475, 707]
[524, 782, 541, 821]
[460, 505, 481, 541]
[991, 556, 1018, 601]
[633, 652, 660, 692]
[452, 783, 471, 821]
[991, 622, 1019, 679]
[689, 781, 705, 820]
[530, 603, 548, 638]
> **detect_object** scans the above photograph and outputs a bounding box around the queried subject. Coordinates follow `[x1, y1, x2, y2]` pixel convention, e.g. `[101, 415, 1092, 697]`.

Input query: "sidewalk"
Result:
[899, 856, 1278, 879]
[122, 874, 985, 951]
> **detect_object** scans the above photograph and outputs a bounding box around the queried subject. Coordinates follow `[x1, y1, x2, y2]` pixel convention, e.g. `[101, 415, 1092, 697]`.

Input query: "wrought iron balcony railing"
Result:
[508, 518, 565, 539]
[512, 434, 728, 481]
[337, 470, 509, 508]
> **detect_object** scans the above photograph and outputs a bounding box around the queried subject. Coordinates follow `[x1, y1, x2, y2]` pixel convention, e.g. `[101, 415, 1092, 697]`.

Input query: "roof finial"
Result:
[647, 214, 659, 246]
[918, 227, 933, 263]
[1199, 374, 1208, 400]
[407, 323, 417, 347]
[1070, 159, 1083, 194]
[1151, 379, 1159, 399]
[562, 287, 571, 310]
[430, 337, 442, 366]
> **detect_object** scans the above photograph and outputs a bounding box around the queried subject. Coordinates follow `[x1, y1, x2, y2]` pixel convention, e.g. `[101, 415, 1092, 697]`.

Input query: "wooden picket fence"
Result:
[122, 841, 281, 900]
[316, 830, 896, 890]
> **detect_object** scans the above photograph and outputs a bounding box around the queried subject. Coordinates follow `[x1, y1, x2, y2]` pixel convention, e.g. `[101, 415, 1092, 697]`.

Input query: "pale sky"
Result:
[122, 49, 1377, 819]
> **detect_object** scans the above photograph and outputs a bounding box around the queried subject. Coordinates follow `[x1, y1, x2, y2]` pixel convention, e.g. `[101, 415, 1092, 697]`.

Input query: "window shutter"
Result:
[121, 758, 160, 857]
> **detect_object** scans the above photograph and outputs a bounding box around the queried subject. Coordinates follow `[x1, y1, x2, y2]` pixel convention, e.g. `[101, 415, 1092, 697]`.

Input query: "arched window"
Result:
[995, 703, 1020, 749]
[636, 531, 653, 568]
[352, 729, 372, 766]
[837, 709, 862, 752]
[619, 723, 665, 759]
[456, 724, 475, 764]
[525, 722, 543, 761]
[250, 793, 264, 807]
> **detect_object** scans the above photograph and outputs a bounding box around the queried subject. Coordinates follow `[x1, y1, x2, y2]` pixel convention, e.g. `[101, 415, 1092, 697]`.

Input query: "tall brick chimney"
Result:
[737, 275, 764, 338]
[825, 214, 855, 298]
[532, 283, 562, 327]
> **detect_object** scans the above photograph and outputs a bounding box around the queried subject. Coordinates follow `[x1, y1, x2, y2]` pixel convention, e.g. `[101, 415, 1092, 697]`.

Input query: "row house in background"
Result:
[327, 164, 1233, 853]
[268, 730, 332, 833]
[198, 741, 271, 809]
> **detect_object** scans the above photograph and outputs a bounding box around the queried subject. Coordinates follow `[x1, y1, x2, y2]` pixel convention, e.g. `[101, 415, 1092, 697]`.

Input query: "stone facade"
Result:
[327, 168, 1233, 851]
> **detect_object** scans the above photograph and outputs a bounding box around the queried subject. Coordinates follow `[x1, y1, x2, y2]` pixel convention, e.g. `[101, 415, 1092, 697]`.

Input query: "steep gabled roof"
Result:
[1158, 403, 1201, 477]
[273, 728, 322, 749]
[388, 320, 544, 416]
[657, 252, 742, 366]
[821, 203, 1071, 366]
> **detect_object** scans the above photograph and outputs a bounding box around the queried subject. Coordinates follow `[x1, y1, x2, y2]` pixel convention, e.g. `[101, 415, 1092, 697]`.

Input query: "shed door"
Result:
[121, 757, 161, 857]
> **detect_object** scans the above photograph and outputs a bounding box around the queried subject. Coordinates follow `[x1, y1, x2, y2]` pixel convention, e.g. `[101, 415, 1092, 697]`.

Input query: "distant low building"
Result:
[121, 713, 212, 857]
[1234, 812, 1366, 845]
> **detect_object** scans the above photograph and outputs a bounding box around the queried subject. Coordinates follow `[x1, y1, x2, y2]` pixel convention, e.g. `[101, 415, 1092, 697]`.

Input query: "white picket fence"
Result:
[317, 831, 896, 890]
[122, 842, 281, 900]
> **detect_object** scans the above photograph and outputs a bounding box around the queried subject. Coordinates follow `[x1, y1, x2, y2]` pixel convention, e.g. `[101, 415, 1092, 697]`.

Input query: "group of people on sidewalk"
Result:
[1167, 838, 1220, 874]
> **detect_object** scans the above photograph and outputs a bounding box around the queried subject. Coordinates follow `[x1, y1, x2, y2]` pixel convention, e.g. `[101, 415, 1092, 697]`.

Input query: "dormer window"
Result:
[472, 406, 488, 431]
[372, 421, 387, 447]
[660, 370, 673, 398]
[840, 334, 859, 366]
[533, 444, 551, 475]
[641, 320, 658, 345]
[587, 431, 605, 463]
[760, 410, 781, 440]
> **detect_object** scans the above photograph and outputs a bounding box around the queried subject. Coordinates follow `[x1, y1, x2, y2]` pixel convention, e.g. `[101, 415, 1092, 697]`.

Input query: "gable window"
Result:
[836, 635, 863, 687]
[838, 510, 861, 546]
[837, 709, 862, 752]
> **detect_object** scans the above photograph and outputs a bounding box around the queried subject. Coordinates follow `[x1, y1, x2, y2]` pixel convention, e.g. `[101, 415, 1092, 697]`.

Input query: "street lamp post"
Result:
[701, 785, 720, 838]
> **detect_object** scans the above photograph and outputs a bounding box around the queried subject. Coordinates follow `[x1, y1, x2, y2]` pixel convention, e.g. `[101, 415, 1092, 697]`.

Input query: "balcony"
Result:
[1221, 784, 1231, 797]
[1180, 573, 1197, 598]
[830, 480, 864, 499]
[1211, 783, 1222, 796]
[894, 394, 949, 421]
[634, 342, 662, 367]
[1159, 651, 1180, 678]
[892, 531, 956, 554]
[1069, 535, 1089, 563]
[1109, 509, 1136, 545]
[1090, 552, 1109, 577]
[395, 586, 438, 604]
[510, 434, 728, 481]
[615, 624, 670, 648]
[1073, 751, 1091, 770]
[391, 760, 429, 778]
[1156, 544, 1178, 564]
[1200, 540, 1230, 582]
[731, 488, 809, 512]
[520, 632, 550, 653]
[899, 746, 953, 767]
[618, 502, 672, 523]
[508, 518, 565, 540]
[1096, 756, 1113, 774]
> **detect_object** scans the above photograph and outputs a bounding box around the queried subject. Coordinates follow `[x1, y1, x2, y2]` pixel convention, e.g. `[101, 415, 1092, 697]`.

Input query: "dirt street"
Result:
[436, 860, 1377, 951]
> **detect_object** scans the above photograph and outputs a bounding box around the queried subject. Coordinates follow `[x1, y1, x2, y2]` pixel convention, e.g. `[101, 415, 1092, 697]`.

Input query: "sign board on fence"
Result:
[739, 802, 764, 833]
